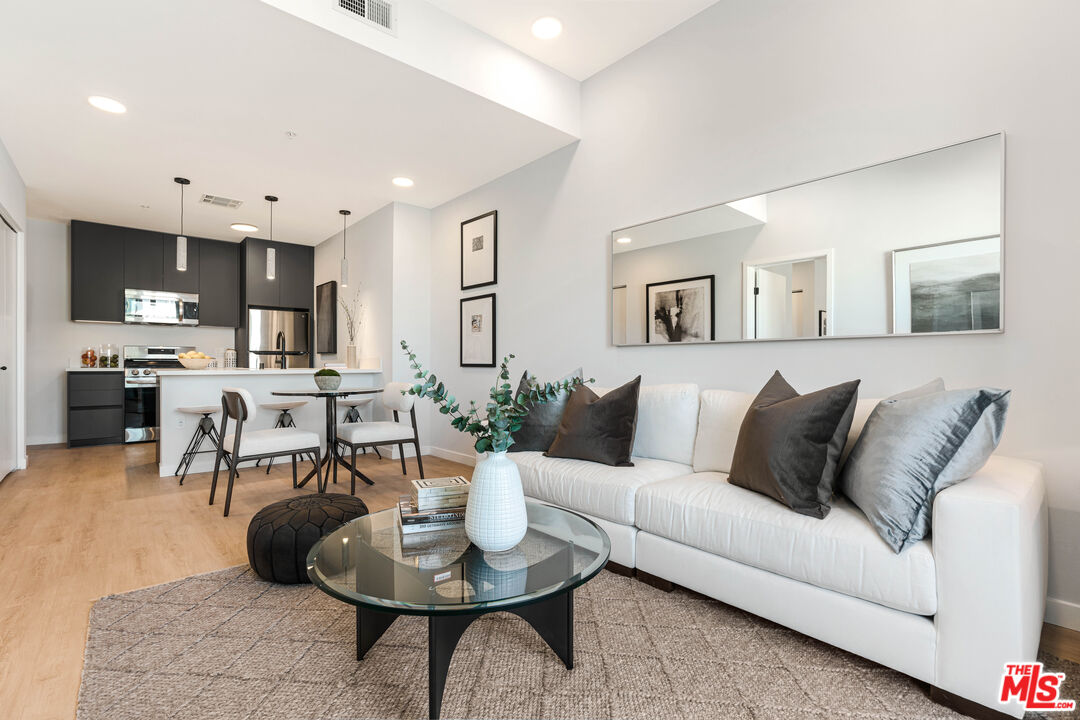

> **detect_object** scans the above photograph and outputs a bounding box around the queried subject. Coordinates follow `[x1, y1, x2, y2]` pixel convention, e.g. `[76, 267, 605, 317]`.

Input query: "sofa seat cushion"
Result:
[511, 451, 692, 525]
[635, 472, 937, 615]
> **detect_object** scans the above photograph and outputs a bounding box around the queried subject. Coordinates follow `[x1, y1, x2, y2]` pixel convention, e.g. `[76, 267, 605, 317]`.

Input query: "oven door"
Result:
[124, 381, 158, 443]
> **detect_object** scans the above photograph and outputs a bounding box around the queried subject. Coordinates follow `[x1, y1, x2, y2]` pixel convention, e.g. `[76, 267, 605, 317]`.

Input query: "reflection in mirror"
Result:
[611, 135, 1002, 345]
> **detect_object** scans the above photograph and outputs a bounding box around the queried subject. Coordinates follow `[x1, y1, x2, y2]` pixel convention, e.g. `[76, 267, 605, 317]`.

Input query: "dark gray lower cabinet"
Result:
[67, 372, 124, 447]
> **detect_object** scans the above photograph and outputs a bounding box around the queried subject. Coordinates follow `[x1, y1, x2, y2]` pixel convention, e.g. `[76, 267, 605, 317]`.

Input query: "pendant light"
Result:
[339, 209, 351, 288]
[265, 195, 278, 280]
[174, 177, 190, 272]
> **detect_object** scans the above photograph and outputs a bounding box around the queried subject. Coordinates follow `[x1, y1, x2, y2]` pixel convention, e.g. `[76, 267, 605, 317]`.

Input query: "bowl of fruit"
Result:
[178, 351, 215, 370]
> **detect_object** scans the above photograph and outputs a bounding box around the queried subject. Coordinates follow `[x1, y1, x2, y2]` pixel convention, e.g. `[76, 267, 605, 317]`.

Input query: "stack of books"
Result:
[397, 476, 470, 535]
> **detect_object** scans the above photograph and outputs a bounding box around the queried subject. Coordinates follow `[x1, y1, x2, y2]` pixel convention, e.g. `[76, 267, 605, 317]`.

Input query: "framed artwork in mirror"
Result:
[461, 210, 498, 290]
[315, 280, 337, 354]
[645, 275, 715, 343]
[892, 236, 1001, 334]
[460, 293, 496, 367]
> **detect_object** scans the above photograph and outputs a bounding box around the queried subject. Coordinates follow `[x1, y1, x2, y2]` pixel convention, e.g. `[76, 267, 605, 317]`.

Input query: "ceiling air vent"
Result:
[333, 0, 396, 35]
[200, 194, 243, 209]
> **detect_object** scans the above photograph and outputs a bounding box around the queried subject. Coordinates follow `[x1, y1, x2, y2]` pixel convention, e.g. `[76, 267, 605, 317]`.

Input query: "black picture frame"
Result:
[644, 274, 716, 343]
[315, 280, 337, 354]
[460, 293, 496, 367]
[818, 309, 828, 337]
[460, 210, 498, 291]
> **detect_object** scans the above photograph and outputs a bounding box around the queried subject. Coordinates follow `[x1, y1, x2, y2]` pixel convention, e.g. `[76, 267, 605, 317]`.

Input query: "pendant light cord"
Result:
[343, 215, 347, 259]
[179, 183, 184, 236]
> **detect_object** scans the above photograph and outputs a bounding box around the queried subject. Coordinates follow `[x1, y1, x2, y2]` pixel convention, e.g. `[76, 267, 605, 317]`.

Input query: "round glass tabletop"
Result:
[306, 501, 611, 615]
[270, 388, 383, 397]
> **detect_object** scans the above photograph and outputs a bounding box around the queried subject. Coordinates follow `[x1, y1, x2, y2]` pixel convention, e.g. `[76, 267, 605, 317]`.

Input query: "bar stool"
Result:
[256, 400, 311, 473]
[175, 404, 232, 485]
[338, 396, 381, 459]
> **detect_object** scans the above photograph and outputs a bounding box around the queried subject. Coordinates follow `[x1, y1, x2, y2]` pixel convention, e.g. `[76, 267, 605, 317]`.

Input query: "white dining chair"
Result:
[336, 382, 424, 494]
[209, 387, 323, 517]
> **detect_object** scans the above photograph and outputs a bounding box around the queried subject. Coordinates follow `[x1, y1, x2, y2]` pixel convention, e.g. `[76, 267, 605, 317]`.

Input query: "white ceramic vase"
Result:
[465, 451, 528, 552]
[346, 344, 358, 369]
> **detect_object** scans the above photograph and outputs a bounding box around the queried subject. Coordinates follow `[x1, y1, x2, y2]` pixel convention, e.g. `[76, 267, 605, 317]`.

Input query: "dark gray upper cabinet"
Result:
[279, 242, 314, 310]
[163, 234, 200, 294]
[123, 229, 163, 291]
[71, 220, 125, 322]
[198, 239, 240, 327]
[243, 238, 280, 307]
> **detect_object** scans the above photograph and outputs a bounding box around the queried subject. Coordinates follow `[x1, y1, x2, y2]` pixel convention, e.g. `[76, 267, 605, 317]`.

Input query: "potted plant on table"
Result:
[400, 340, 591, 551]
[314, 368, 342, 391]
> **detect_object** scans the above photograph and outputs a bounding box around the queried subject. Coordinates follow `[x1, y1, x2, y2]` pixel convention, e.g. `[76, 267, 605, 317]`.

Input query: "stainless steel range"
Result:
[122, 345, 194, 443]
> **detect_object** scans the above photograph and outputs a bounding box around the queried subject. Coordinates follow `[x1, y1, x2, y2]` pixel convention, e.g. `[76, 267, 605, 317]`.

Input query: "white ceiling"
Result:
[0, 0, 577, 245]
[426, 0, 721, 80]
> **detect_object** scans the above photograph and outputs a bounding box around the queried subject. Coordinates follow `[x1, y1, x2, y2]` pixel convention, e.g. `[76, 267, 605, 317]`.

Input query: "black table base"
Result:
[294, 394, 377, 489]
[356, 591, 574, 719]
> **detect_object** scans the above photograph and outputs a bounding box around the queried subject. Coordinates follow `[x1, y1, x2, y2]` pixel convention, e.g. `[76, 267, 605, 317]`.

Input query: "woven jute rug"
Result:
[77, 566, 1076, 719]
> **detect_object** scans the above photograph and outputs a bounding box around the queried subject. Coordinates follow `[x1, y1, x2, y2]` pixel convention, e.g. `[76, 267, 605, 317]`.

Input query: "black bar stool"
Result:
[175, 404, 232, 485]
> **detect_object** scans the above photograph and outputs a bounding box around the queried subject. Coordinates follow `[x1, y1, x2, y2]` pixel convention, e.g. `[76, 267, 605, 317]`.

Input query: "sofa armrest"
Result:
[932, 454, 1047, 717]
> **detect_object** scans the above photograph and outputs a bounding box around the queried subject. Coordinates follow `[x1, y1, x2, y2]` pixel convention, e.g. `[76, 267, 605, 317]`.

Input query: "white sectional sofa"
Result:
[513, 383, 1047, 719]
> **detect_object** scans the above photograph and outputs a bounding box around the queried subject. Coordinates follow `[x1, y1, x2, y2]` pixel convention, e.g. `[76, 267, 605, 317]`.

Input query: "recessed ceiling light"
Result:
[230, 223, 259, 232]
[87, 95, 126, 114]
[532, 17, 562, 40]
[616, 236, 632, 244]
[392, 177, 414, 188]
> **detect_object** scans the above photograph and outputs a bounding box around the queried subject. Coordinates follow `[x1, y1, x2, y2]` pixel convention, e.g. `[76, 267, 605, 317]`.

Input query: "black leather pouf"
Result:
[246, 494, 369, 584]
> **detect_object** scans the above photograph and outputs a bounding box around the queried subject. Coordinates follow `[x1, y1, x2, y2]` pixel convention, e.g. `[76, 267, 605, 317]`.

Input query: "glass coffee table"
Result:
[307, 501, 611, 719]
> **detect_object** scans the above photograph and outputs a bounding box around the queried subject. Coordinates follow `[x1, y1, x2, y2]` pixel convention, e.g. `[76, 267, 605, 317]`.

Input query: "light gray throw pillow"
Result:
[840, 381, 1010, 553]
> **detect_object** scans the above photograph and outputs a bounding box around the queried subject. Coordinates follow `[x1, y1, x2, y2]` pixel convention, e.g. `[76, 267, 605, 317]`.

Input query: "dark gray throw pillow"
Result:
[728, 371, 860, 519]
[545, 376, 641, 467]
[508, 367, 583, 452]
[840, 383, 1010, 553]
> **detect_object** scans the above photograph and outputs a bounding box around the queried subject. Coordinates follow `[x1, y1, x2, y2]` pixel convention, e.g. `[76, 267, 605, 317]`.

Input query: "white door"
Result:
[0, 220, 16, 478]
[754, 267, 789, 339]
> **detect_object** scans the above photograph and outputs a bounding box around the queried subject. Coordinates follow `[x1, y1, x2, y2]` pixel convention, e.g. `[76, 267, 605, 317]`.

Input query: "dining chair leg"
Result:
[223, 460, 239, 517]
[209, 445, 225, 506]
[351, 445, 358, 495]
[398, 444, 407, 475]
[292, 454, 298, 488]
[314, 448, 324, 492]
[414, 442, 425, 478]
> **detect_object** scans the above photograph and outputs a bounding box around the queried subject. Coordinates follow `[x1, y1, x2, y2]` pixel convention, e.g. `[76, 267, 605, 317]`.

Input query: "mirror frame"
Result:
[609, 133, 1005, 346]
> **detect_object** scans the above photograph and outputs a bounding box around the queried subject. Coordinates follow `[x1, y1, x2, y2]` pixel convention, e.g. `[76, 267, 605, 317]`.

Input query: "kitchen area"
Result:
[36, 216, 382, 476]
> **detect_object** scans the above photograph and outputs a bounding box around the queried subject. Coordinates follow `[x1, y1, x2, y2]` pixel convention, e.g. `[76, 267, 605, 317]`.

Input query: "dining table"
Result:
[271, 387, 384, 490]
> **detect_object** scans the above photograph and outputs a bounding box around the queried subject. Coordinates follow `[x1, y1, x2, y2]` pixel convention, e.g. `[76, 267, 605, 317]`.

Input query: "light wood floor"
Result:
[0, 442, 471, 720]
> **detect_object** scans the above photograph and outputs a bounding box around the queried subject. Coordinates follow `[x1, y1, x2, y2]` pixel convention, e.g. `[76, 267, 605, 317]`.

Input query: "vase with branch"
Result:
[400, 340, 591, 551]
[340, 287, 363, 368]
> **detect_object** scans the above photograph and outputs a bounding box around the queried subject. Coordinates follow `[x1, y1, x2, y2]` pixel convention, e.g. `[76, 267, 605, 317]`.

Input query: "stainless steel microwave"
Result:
[123, 289, 199, 326]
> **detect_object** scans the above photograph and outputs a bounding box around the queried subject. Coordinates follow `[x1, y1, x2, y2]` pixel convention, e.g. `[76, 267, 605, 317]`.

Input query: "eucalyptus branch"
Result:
[399, 340, 592, 453]
[339, 287, 363, 344]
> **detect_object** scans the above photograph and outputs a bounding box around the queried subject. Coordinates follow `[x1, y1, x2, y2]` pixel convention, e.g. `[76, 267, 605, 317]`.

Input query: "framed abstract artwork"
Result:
[892, 236, 1001, 334]
[315, 280, 337, 354]
[461, 210, 497, 290]
[460, 293, 496, 367]
[645, 275, 715, 343]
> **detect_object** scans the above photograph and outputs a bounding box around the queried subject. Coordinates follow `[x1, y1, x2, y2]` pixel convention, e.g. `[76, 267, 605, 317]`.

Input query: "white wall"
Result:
[425, 0, 1080, 627]
[312, 202, 432, 450]
[0, 137, 26, 232]
[25, 219, 235, 445]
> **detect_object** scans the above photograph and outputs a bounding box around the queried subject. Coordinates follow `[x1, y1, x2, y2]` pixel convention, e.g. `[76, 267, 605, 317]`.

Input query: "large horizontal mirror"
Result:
[611, 134, 1003, 345]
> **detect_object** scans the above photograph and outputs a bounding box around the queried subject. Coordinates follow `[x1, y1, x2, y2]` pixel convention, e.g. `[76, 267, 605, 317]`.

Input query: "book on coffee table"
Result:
[410, 476, 470, 511]
[398, 496, 465, 535]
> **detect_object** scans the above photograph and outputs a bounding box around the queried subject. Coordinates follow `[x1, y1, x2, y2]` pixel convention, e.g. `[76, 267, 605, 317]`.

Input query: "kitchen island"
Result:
[157, 368, 382, 478]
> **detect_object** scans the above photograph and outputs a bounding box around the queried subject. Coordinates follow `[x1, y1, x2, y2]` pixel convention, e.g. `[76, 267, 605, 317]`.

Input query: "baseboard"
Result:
[428, 446, 477, 466]
[1046, 597, 1080, 632]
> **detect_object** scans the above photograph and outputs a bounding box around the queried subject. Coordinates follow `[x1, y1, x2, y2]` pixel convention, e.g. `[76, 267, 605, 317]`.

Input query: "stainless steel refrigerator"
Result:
[248, 308, 310, 369]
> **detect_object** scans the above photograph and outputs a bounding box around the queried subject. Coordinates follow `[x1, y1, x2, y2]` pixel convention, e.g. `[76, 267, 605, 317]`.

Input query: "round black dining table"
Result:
[271, 387, 383, 490]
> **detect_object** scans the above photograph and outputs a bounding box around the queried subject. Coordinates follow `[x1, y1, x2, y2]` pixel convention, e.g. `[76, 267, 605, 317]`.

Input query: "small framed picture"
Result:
[645, 275, 715, 343]
[315, 281, 337, 354]
[460, 293, 496, 367]
[461, 210, 497, 290]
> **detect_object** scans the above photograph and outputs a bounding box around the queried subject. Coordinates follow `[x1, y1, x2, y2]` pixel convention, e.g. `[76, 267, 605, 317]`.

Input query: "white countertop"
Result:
[67, 368, 123, 372]
[156, 367, 381, 376]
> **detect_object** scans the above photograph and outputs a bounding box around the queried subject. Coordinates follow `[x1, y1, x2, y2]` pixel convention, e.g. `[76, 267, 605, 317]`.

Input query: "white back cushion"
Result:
[222, 386, 257, 422]
[841, 397, 881, 464]
[593, 382, 700, 465]
[383, 382, 416, 412]
[691, 389, 755, 473]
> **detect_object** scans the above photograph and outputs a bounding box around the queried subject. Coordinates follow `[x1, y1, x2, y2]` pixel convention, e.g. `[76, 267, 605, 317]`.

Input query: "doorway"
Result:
[743, 250, 833, 340]
[0, 218, 16, 478]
